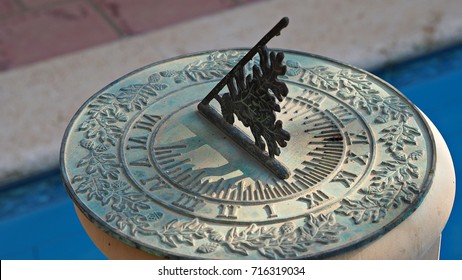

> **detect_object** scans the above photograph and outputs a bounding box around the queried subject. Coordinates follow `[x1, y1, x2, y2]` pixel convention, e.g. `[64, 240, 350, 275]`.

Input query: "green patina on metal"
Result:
[60, 18, 435, 259]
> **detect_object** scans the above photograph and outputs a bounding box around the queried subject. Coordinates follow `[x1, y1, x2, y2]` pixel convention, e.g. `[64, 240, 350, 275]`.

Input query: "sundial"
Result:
[60, 18, 436, 259]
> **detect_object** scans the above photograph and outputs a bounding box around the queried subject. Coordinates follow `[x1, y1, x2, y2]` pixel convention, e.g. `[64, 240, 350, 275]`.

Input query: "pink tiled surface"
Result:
[93, 0, 237, 35]
[0, 0, 19, 17]
[0, 0, 119, 70]
[0, 0, 262, 71]
[19, 0, 71, 8]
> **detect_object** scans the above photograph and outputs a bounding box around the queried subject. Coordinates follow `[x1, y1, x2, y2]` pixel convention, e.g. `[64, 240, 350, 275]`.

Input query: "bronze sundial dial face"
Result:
[61, 49, 435, 259]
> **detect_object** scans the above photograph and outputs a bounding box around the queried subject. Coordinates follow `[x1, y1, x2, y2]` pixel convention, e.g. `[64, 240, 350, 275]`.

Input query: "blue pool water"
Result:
[373, 46, 462, 259]
[1, 45, 461, 259]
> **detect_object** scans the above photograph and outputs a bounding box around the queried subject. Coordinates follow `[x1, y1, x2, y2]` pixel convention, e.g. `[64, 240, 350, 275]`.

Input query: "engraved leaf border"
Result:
[71, 51, 245, 235]
[283, 59, 427, 225]
[68, 50, 429, 258]
[148, 213, 346, 259]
